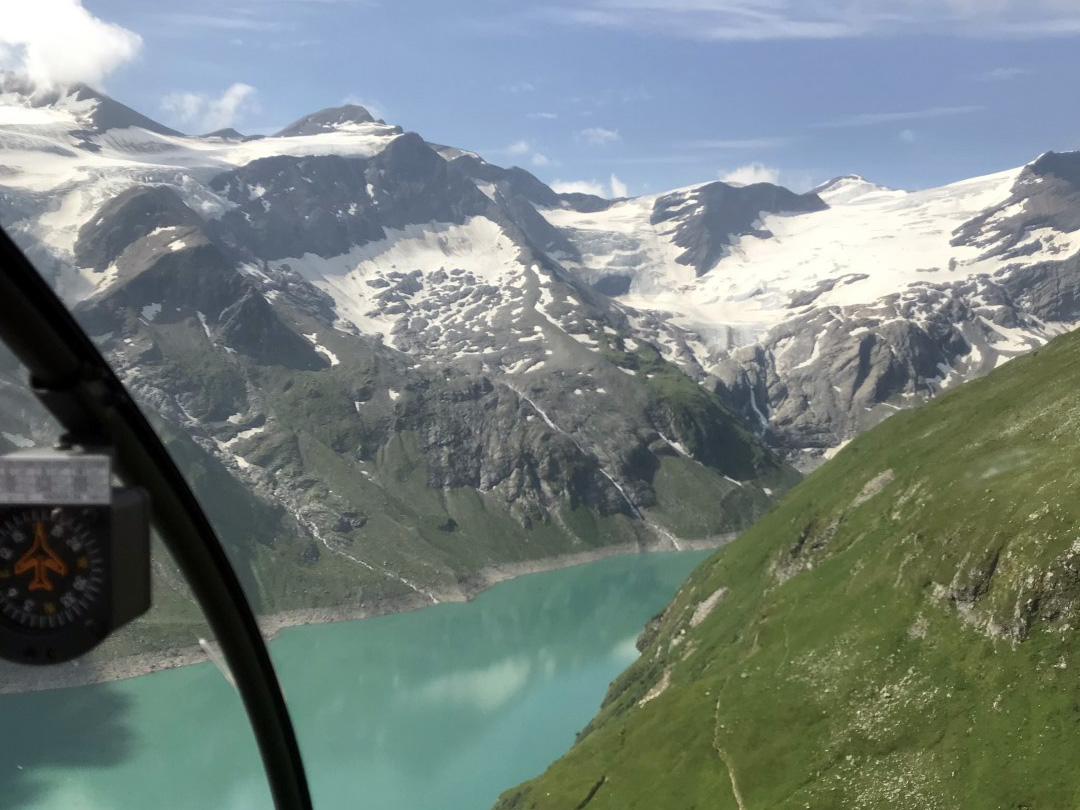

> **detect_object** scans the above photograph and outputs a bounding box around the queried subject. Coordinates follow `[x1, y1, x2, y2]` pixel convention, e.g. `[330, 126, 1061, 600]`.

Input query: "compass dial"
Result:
[0, 507, 107, 631]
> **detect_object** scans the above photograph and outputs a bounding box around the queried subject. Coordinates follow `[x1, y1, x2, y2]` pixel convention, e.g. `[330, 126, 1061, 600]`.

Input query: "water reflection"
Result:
[0, 683, 135, 808]
[0, 551, 708, 810]
[417, 657, 533, 710]
[0, 657, 269, 810]
[271, 551, 709, 810]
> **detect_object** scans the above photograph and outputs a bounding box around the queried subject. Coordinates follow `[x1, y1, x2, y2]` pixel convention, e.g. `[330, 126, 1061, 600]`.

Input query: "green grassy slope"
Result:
[494, 328, 1080, 809]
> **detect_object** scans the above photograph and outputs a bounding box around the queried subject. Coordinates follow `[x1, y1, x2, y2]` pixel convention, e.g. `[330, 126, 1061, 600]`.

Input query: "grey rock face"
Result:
[211, 135, 494, 260]
[652, 181, 827, 277]
[0, 87, 804, 623]
[0, 73, 183, 138]
[17, 86, 1080, 618]
[541, 155, 1080, 465]
[275, 104, 379, 136]
[706, 265, 1079, 462]
[558, 192, 615, 213]
[444, 155, 583, 258]
[954, 152, 1080, 262]
[75, 86, 185, 138]
[201, 128, 246, 140]
[74, 186, 204, 271]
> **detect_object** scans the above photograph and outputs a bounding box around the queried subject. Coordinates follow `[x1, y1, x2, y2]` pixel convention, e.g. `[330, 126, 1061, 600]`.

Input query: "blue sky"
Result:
[13, 1, 1080, 195]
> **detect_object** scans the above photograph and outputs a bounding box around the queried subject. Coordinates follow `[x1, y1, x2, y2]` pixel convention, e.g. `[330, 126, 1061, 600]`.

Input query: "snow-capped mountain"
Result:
[543, 155, 1080, 462]
[1, 76, 1078, 629]
[0, 78, 793, 625]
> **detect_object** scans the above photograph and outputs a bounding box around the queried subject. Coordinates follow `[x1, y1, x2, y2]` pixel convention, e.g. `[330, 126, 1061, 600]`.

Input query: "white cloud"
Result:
[609, 173, 628, 197]
[505, 82, 535, 93]
[719, 163, 781, 186]
[813, 104, 983, 128]
[161, 83, 259, 133]
[0, 0, 142, 88]
[161, 92, 203, 123]
[527, 111, 559, 120]
[899, 128, 917, 143]
[579, 126, 620, 146]
[531, 0, 1080, 41]
[506, 138, 531, 156]
[531, 152, 552, 166]
[552, 179, 607, 196]
[982, 66, 1030, 81]
[551, 175, 627, 197]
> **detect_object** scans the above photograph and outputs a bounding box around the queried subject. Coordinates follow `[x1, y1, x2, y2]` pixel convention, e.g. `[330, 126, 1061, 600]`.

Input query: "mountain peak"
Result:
[811, 174, 895, 205]
[274, 105, 379, 137]
[202, 127, 245, 140]
[0, 71, 182, 137]
[1025, 150, 1080, 186]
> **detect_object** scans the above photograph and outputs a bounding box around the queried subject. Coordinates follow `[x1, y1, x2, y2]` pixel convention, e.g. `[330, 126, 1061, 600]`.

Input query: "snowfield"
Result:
[544, 168, 1037, 353]
[272, 218, 525, 347]
[4, 79, 1080, 458]
[0, 85, 401, 292]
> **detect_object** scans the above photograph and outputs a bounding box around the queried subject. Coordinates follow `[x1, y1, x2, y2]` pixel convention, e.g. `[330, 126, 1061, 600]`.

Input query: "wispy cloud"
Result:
[718, 163, 819, 192]
[813, 105, 984, 129]
[506, 138, 531, 156]
[579, 126, 620, 146]
[609, 173, 628, 197]
[527, 111, 559, 120]
[720, 163, 781, 186]
[1004, 17, 1080, 36]
[157, 13, 289, 32]
[899, 128, 917, 143]
[606, 154, 712, 165]
[679, 136, 791, 150]
[620, 85, 652, 103]
[982, 66, 1030, 81]
[529, 0, 1080, 41]
[505, 82, 535, 94]
[161, 83, 259, 132]
[495, 139, 554, 167]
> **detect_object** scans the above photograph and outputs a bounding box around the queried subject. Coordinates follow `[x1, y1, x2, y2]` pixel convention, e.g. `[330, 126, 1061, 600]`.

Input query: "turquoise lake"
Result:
[0, 550, 709, 810]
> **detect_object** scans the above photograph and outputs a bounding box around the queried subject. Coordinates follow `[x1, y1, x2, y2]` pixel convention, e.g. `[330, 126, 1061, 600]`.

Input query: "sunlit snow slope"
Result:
[0, 76, 795, 627]
[3, 73, 1080, 468]
[0, 78, 402, 299]
[542, 158, 1080, 461]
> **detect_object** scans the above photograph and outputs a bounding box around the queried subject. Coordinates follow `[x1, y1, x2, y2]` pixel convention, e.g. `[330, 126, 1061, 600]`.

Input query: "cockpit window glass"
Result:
[0, 348, 271, 810]
[8, 2, 1079, 808]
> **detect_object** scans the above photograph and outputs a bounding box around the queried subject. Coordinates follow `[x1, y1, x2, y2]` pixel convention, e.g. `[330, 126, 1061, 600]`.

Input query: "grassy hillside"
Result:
[494, 327, 1080, 809]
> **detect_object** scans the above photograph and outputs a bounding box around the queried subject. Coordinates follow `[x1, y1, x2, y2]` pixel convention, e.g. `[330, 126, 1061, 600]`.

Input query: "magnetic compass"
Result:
[0, 506, 107, 630]
[0, 449, 150, 664]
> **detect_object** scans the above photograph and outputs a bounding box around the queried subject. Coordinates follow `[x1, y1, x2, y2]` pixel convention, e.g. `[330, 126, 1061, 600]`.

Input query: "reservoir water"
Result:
[0, 550, 708, 810]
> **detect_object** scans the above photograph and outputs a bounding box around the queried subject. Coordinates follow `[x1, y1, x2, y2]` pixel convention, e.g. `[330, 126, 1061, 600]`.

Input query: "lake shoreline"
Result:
[0, 537, 728, 695]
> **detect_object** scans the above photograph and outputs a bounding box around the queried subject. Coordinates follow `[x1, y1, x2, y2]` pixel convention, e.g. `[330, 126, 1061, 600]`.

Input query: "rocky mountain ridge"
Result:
[1, 78, 1078, 632]
[546, 155, 1080, 464]
[493, 304, 1080, 810]
[0, 80, 795, 630]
